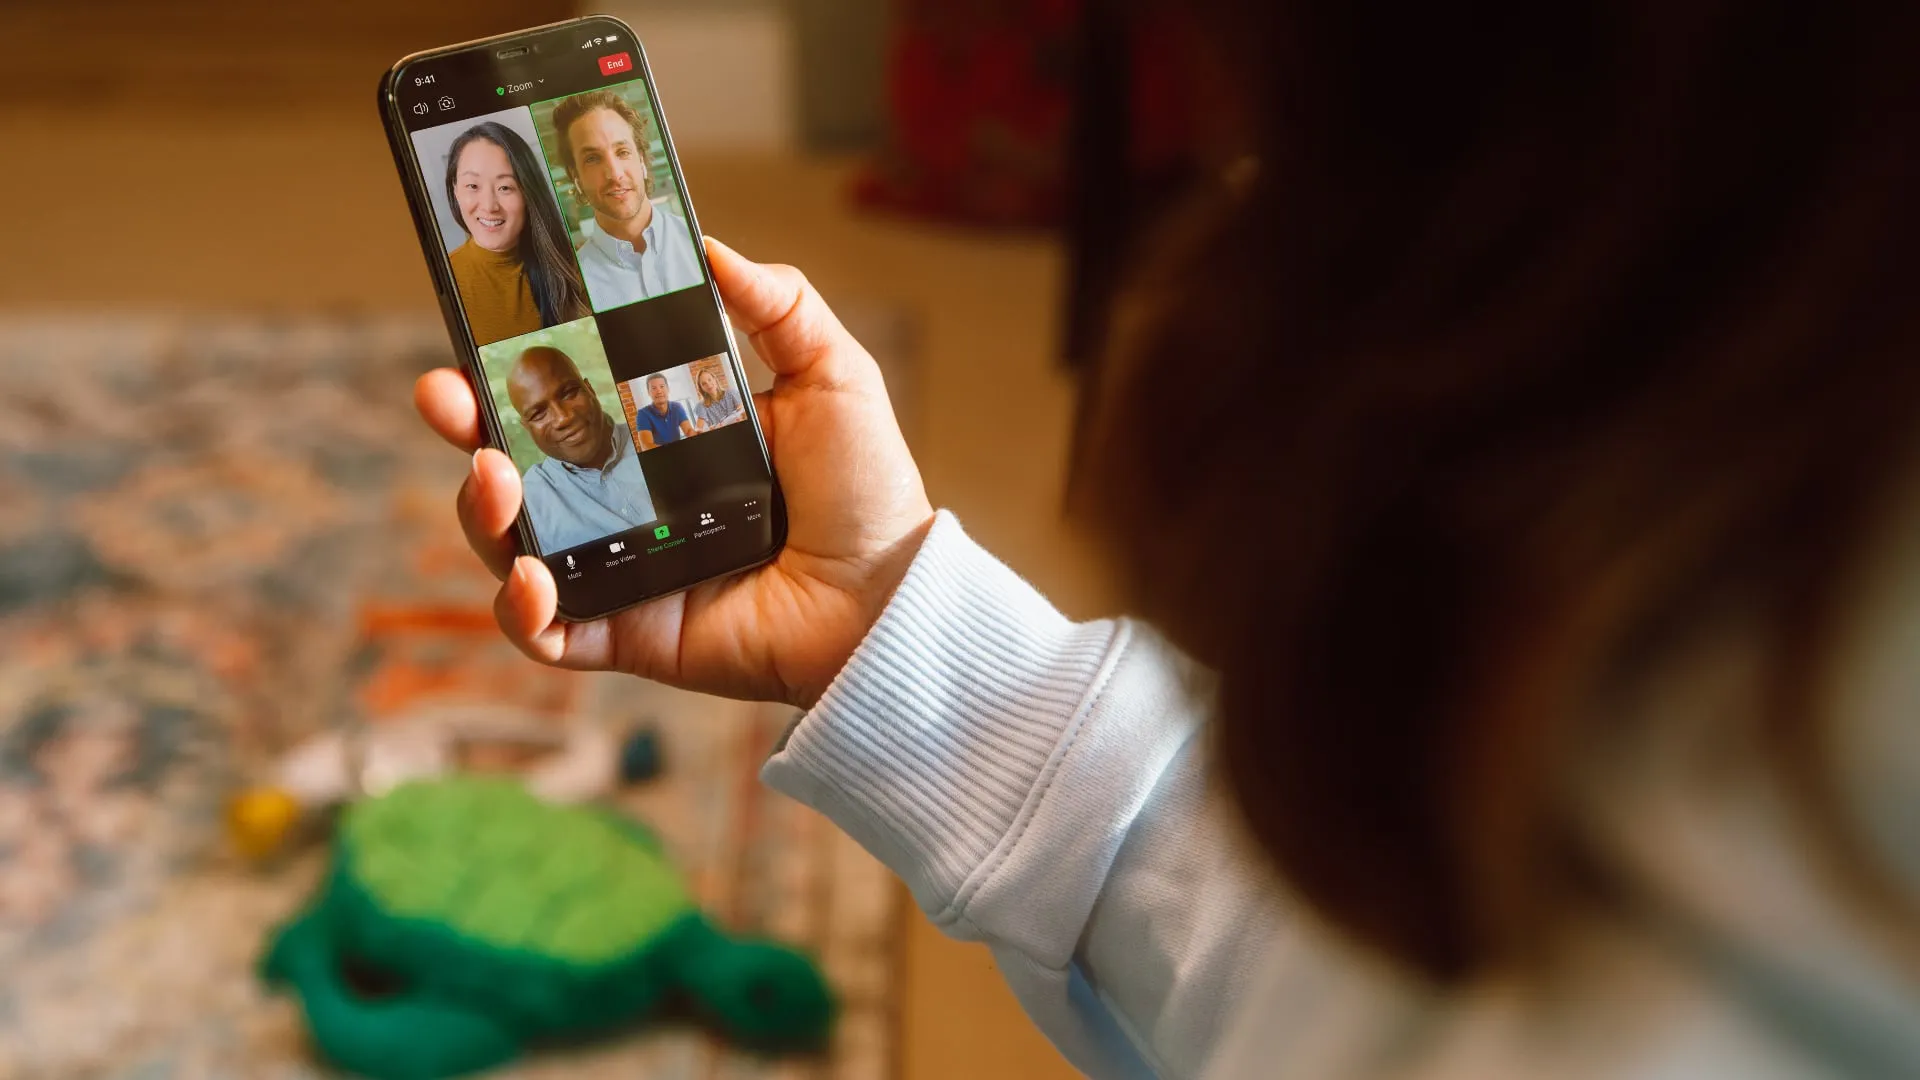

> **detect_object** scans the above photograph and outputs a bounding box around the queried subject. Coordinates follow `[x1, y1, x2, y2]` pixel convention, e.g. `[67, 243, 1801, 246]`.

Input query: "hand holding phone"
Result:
[415, 238, 935, 708]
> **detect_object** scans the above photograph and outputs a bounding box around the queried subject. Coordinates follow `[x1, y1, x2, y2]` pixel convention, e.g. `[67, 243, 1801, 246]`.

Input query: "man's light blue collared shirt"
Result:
[521, 417, 657, 553]
[575, 203, 705, 311]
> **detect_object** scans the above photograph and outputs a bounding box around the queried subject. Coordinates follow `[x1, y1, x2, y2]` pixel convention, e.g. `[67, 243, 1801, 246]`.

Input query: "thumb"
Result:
[705, 236, 858, 385]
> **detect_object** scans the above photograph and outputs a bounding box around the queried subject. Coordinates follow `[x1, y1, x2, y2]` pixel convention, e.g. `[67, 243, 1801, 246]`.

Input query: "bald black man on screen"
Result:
[506, 345, 657, 552]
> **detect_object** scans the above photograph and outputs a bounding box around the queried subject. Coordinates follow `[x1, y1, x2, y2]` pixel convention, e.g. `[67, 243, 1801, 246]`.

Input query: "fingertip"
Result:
[411, 369, 441, 420]
[516, 556, 558, 615]
[502, 556, 564, 659]
[703, 235, 748, 269]
[416, 367, 484, 452]
[414, 366, 465, 409]
[462, 448, 521, 526]
[455, 449, 524, 581]
[705, 236, 764, 307]
[474, 446, 516, 483]
[508, 554, 538, 593]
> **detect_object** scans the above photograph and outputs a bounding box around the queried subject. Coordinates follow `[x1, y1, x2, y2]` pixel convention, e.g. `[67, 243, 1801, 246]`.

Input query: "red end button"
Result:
[598, 52, 633, 77]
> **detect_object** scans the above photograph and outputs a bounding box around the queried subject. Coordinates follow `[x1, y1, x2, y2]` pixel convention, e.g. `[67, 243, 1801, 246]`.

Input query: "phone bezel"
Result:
[376, 14, 788, 623]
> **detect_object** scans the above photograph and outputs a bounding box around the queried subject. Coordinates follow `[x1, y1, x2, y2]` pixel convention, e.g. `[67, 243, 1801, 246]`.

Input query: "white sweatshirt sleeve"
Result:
[763, 512, 1288, 1079]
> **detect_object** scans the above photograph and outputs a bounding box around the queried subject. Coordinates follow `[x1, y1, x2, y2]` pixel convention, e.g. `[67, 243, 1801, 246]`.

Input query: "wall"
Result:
[598, 0, 797, 152]
[597, 0, 888, 154]
[624, 365, 698, 410]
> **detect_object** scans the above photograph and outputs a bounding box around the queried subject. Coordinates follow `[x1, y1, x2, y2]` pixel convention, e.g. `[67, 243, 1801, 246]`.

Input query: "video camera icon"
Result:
[608, 541, 626, 553]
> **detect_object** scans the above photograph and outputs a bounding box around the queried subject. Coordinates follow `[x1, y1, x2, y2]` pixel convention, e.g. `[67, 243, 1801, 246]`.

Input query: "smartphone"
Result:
[377, 14, 784, 622]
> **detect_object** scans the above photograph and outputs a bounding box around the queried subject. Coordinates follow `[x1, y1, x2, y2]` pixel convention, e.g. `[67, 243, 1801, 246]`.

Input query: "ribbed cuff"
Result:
[761, 511, 1125, 919]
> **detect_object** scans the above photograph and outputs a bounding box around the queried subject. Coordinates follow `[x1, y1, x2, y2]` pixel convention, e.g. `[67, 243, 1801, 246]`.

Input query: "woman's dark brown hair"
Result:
[444, 122, 591, 327]
[1077, 0, 1920, 980]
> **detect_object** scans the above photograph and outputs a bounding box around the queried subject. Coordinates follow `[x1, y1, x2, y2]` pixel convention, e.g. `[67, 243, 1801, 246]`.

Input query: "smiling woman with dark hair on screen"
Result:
[443, 122, 590, 346]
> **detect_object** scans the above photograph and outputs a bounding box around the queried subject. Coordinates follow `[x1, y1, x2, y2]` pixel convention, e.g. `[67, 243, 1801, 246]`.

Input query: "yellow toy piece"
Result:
[228, 786, 303, 861]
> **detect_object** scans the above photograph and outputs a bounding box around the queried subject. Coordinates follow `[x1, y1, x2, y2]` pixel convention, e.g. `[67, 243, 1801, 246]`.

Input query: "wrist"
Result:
[790, 508, 938, 709]
[861, 507, 940, 620]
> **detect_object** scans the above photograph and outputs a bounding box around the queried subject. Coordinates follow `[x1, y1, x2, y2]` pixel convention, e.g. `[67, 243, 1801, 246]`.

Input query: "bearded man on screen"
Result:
[552, 89, 705, 310]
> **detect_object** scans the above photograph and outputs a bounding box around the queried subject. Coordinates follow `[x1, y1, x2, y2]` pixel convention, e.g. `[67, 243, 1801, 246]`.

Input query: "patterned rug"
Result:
[0, 316, 901, 1080]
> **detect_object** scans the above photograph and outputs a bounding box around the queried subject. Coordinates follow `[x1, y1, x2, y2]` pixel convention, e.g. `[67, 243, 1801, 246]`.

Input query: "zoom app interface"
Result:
[394, 22, 777, 605]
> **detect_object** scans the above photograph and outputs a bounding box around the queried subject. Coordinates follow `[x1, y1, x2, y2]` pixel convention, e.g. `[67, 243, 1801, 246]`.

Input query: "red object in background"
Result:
[598, 51, 633, 77]
[853, 0, 1198, 229]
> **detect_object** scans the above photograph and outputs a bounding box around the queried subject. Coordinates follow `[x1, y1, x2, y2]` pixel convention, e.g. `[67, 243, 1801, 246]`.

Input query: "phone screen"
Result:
[383, 17, 781, 619]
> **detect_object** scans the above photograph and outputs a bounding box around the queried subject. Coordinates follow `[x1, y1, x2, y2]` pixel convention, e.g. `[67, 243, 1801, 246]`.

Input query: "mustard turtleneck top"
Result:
[448, 239, 543, 346]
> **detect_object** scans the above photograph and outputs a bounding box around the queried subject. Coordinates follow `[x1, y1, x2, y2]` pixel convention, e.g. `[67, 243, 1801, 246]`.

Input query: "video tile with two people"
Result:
[411, 78, 706, 350]
[620, 354, 748, 452]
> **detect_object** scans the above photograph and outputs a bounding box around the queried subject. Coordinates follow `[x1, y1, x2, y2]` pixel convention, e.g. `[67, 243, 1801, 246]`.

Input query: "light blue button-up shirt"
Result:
[575, 202, 705, 311]
[520, 417, 657, 553]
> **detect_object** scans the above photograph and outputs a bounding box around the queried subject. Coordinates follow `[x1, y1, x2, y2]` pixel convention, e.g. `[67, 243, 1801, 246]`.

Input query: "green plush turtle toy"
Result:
[260, 776, 835, 1079]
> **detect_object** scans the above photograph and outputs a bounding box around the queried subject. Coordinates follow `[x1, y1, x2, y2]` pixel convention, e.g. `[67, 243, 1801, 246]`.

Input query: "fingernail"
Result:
[471, 448, 484, 479]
